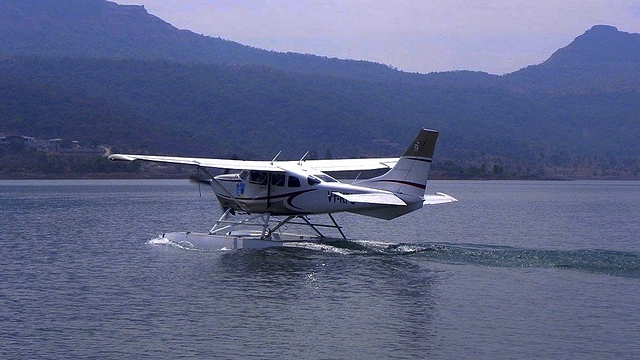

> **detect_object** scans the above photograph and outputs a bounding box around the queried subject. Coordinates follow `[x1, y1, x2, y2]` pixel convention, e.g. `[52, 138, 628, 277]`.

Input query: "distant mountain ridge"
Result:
[2, 0, 640, 89]
[0, 0, 260, 59]
[1, 0, 639, 179]
[0, 0, 403, 82]
[502, 25, 640, 92]
[544, 25, 640, 66]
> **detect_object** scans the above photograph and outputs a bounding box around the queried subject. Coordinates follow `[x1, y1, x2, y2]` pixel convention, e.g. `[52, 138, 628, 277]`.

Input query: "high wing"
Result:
[109, 154, 398, 172]
[109, 154, 283, 171]
[300, 158, 398, 172]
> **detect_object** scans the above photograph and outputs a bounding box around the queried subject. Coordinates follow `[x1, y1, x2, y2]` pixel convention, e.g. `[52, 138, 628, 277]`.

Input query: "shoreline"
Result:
[2, 172, 638, 181]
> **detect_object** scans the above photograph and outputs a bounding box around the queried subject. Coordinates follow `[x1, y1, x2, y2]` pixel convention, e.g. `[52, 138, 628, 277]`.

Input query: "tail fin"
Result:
[360, 129, 438, 199]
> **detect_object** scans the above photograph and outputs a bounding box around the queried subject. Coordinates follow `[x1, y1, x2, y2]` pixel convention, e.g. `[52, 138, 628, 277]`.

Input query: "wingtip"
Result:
[108, 154, 134, 162]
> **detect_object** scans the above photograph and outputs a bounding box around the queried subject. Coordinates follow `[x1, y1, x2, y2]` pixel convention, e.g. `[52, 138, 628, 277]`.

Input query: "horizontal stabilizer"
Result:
[333, 192, 406, 206]
[423, 192, 458, 205]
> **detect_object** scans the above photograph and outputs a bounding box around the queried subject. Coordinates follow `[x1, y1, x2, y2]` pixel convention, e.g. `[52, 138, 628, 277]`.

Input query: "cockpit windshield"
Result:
[307, 175, 321, 186]
[247, 170, 268, 185]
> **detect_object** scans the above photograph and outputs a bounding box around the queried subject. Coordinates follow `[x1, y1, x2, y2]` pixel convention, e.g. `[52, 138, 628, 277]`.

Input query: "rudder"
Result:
[359, 129, 438, 199]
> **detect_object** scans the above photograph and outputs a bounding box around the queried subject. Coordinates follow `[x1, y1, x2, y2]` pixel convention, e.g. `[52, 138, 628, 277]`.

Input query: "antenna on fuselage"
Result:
[197, 166, 251, 213]
[297, 151, 310, 165]
[271, 151, 282, 165]
[352, 172, 362, 184]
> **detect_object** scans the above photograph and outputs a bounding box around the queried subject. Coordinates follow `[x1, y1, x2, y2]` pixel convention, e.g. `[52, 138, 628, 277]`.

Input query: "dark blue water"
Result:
[1, 180, 639, 359]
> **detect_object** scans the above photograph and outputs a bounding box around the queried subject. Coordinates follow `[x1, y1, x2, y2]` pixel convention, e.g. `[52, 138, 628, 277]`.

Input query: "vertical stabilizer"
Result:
[359, 129, 438, 199]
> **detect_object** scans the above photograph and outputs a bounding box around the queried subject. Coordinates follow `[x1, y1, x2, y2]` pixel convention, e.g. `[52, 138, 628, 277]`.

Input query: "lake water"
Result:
[1, 180, 639, 359]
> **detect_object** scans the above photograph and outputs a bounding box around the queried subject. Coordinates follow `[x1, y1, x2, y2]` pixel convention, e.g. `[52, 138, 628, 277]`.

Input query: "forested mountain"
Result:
[0, 0, 639, 179]
[0, 0, 403, 82]
[504, 25, 640, 92]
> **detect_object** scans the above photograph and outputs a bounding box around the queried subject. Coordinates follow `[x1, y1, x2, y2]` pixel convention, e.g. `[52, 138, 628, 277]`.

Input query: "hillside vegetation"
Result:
[1, 1, 639, 179]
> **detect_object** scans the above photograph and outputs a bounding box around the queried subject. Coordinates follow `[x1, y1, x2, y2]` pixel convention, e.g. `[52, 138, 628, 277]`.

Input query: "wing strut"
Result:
[208, 211, 347, 240]
[327, 213, 346, 239]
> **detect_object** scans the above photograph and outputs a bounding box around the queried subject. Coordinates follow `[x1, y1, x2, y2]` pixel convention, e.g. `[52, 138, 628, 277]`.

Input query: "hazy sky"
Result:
[115, 0, 640, 74]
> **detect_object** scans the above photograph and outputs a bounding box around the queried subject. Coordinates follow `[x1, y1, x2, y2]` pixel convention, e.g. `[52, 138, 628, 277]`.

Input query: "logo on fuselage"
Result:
[236, 183, 245, 197]
[327, 191, 354, 204]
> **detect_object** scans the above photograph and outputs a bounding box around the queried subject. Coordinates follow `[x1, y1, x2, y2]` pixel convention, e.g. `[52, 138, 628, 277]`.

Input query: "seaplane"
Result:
[109, 129, 457, 250]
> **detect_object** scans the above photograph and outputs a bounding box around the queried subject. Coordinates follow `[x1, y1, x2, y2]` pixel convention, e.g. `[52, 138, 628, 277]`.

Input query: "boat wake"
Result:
[330, 240, 640, 278]
[146, 236, 640, 277]
[147, 236, 232, 252]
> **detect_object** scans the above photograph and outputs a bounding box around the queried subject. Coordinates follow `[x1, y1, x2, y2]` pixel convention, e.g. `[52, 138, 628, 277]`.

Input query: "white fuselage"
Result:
[211, 166, 422, 217]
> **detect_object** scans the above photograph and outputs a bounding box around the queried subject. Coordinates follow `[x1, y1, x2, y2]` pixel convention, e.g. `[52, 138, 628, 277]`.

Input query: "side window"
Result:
[271, 173, 285, 187]
[249, 170, 268, 185]
[287, 176, 301, 188]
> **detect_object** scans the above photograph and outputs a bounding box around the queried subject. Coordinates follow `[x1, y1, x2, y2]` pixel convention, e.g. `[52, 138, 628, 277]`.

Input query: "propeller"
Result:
[189, 173, 213, 186]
